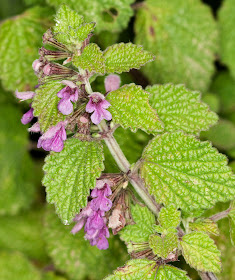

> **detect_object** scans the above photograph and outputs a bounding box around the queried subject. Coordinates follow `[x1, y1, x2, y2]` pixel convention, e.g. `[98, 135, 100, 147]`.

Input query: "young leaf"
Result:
[189, 219, 219, 236]
[43, 138, 104, 224]
[134, 0, 218, 91]
[0, 103, 36, 215]
[120, 204, 155, 243]
[54, 5, 95, 45]
[104, 259, 191, 280]
[158, 205, 181, 229]
[149, 232, 178, 259]
[180, 232, 221, 273]
[0, 7, 52, 91]
[0, 252, 41, 280]
[46, 0, 135, 33]
[73, 43, 105, 74]
[218, 0, 235, 80]
[44, 207, 128, 280]
[0, 210, 47, 261]
[107, 84, 164, 134]
[228, 201, 235, 246]
[147, 84, 218, 134]
[104, 43, 154, 73]
[140, 132, 235, 212]
[32, 81, 66, 133]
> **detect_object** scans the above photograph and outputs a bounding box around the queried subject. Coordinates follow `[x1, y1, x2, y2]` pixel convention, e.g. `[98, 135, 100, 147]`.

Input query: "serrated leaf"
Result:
[201, 120, 235, 151]
[43, 138, 104, 224]
[46, 0, 135, 33]
[181, 232, 221, 273]
[0, 102, 36, 215]
[54, 5, 95, 45]
[158, 205, 181, 229]
[228, 201, 235, 246]
[104, 259, 191, 280]
[120, 204, 155, 243]
[104, 43, 154, 74]
[73, 43, 105, 74]
[0, 252, 41, 280]
[135, 0, 218, 92]
[0, 7, 52, 91]
[140, 132, 235, 212]
[107, 84, 164, 134]
[0, 209, 47, 261]
[147, 84, 218, 134]
[189, 219, 219, 236]
[32, 81, 65, 133]
[149, 232, 178, 259]
[218, 0, 235, 80]
[210, 71, 235, 114]
[44, 207, 128, 280]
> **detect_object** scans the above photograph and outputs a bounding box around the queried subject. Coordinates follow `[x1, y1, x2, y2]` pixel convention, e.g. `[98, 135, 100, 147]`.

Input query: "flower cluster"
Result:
[71, 180, 112, 250]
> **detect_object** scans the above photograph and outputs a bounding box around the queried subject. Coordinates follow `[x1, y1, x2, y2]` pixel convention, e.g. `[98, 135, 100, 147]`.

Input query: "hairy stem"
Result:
[83, 76, 160, 215]
[209, 207, 231, 222]
[198, 272, 218, 280]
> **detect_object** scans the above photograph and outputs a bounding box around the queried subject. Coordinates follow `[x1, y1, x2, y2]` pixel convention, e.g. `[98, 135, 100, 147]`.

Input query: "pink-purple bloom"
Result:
[105, 74, 121, 93]
[86, 92, 112, 125]
[21, 107, 34, 125]
[37, 121, 67, 152]
[71, 180, 112, 250]
[15, 90, 35, 101]
[57, 81, 79, 115]
[28, 122, 40, 133]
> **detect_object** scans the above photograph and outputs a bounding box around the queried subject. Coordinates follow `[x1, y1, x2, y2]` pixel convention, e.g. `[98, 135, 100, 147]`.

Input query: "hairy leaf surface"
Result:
[107, 84, 164, 133]
[140, 132, 235, 212]
[147, 84, 218, 134]
[43, 138, 104, 224]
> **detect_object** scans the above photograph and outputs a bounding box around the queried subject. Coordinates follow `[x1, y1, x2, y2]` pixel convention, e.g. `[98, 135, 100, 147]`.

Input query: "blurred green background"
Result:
[0, 0, 234, 279]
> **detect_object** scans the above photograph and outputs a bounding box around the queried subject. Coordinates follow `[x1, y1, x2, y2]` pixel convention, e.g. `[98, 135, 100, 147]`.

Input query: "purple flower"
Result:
[37, 121, 67, 152]
[86, 92, 112, 125]
[32, 59, 43, 72]
[71, 180, 113, 250]
[57, 81, 79, 115]
[15, 90, 35, 101]
[21, 107, 34, 125]
[105, 74, 121, 93]
[28, 122, 40, 133]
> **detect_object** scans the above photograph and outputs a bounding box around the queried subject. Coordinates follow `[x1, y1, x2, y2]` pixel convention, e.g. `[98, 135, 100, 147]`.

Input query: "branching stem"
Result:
[209, 207, 231, 222]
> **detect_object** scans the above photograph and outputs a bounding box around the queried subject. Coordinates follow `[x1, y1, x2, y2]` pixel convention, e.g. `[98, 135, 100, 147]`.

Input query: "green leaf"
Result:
[201, 93, 220, 114]
[54, 5, 95, 45]
[32, 81, 66, 133]
[107, 84, 164, 134]
[134, 0, 218, 92]
[0, 209, 47, 261]
[218, 0, 235, 80]
[181, 232, 221, 273]
[228, 201, 235, 246]
[0, 102, 36, 215]
[104, 43, 154, 74]
[201, 120, 235, 151]
[149, 232, 178, 259]
[0, 252, 41, 280]
[210, 71, 235, 114]
[46, 0, 135, 33]
[73, 43, 105, 74]
[43, 272, 67, 280]
[43, 138, 104, 224]
[189, 219, 219, 236]
[120, 204, 155, 243]
[0, 7, 52, 91]
[140, 132, 235, 212]
[147, 84, 218, 134]
[158, 205, 181, 229]
[44, 206, 128, 280]
[104, 259, 191, 280]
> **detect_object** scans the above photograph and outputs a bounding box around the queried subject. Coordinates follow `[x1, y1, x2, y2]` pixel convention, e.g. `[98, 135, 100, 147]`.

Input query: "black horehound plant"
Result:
[16, 5, 235, 280]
